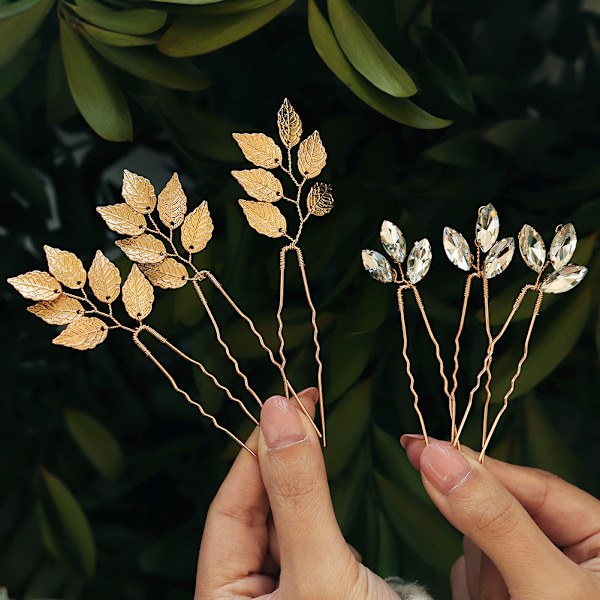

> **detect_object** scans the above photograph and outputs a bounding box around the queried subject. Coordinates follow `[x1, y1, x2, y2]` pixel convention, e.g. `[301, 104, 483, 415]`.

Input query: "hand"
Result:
[195, 388, 399, 600]
[401, 435, 600, 600]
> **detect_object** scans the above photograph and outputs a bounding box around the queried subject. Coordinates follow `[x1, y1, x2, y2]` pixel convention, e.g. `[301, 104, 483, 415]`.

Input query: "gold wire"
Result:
[277, 246, 290, 394]
[480, 275, 493, 455]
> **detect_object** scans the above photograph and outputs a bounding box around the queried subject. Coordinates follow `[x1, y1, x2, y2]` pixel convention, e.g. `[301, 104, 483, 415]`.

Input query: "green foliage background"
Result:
[1, 0, 600, 598]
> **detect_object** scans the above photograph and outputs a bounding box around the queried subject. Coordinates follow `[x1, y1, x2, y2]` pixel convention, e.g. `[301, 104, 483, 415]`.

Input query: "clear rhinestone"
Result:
[541, 264, 587, 294]
[549, 223, 577, 271]
[407, 239, 432, 284]
[362, 249, 393, 284]
[475, 204, 500, 253]
[518, 224, 546, 272]
[483, 237, 514, 279]
[380, 220, 407, 263]
[443, 226, 472, 271]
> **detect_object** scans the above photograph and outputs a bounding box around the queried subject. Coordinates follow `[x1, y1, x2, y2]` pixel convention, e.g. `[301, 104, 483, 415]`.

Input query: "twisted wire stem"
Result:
[277, 247, 291, 395]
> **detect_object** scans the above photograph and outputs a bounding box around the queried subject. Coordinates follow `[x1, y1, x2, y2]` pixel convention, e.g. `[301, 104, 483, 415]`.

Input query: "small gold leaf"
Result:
[180, 201, 214, 253]
[297, 131, 327, 179]
[7, 271, 62, 301]
[44, 246, 87, 289]
[88, 250, 121, 304]
[52, 316, 108, 351]
[232, 133, 282, 169]
[277, 98, 302, 149]
[238, 200, 286, 238]
[231, 169, 283, 203]
[122, 264, 154, 321]
[158, 172, 187, 230]
[122, 169, 157, 214]
[28, 295, 85, 325]
[139, 258, 188, 289]
[97, 204, 147, 237]
[306, 182, 334, 216]
[115, 234, 167, 264]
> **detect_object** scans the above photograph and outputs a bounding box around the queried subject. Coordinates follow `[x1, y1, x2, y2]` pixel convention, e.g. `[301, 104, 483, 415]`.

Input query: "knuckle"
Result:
[269, 452, 318, 510]
[469, 494, 519, 538]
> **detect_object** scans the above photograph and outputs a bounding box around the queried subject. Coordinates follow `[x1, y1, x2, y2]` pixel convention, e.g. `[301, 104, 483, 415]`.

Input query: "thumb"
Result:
[418, 441, 578, 596]
[258, 395, 356, 592]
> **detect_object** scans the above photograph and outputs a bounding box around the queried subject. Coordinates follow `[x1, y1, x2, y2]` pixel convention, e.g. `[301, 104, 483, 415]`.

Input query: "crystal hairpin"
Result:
[362, 205, 588, 462]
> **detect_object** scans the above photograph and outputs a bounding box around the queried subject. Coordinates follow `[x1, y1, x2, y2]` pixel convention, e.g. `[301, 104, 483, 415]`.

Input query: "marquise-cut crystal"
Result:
[443, 226, 472, 271]
[475, 203, 500, 253]
[362, 249, 393, 284]
[518, 224, 546, 272]
[540, 264, 587, 294]
[407, 239, 432, 284]
[549, 223, 577, 272]
[380, 220, 407, 263]
[483, 237, 514, 279]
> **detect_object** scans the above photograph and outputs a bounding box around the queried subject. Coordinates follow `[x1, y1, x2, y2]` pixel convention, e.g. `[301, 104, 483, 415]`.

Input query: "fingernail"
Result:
[261, 395, 308, 450]
[297, 387, 319, 405]
[400, 433, 424, 449]
[420, 441, 473, 495]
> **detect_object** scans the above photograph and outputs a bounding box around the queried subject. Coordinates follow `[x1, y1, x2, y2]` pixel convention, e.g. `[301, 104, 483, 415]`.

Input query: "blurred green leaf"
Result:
[376, 510, 401, 578]
[394, 0, 420, 30]
[308, 0, 451, 129]
[59, 18, 132, 141]
[0, 135, 47, 205]
[0, 39, 39, 101]
[185, 0, 285, 13]
[64, 408, 124, 481]
[327, 0, 417, 98]
[423, 128, 498, 169]
[81, 23, 159, 47]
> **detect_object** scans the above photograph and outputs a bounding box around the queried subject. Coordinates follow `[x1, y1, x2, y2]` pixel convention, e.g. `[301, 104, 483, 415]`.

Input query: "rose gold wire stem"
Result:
[479, 289, 544, 462]
[480, 275, 493, 461]
[141, 324, 259, 427]
[397, 286, 429, 445]
[191, 279, 263, 408]
[132, 329, 257, 459]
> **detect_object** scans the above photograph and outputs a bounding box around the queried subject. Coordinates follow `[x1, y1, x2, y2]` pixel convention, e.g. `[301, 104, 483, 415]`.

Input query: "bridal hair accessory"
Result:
[8, 100, 332, 457]
[362, 205, 588, 462]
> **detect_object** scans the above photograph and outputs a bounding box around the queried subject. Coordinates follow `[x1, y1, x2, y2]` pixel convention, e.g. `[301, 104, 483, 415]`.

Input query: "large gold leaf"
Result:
[88, 250, 121, 303]
[157, 172, 187, 230]
[277, 98, 302, 148]
[122, 264, 154, 321]
[231, 169, 283, 203]
[44, 246, 87, 289]
[115, 234, 167, 264]
[28, 295, 85, 325]
[52, 316, 108, 351]
[7, 271, 62, 301]
[297, 131, 327, 179]
[139, 258, 188, 289]
[232, 133, 282, 169]
[96, 204, 147, 237]
[238, 200, 286, 238]
[122, 169, 157, 214]
[180, 201, 213, 253]
[306, 182, 334, 216]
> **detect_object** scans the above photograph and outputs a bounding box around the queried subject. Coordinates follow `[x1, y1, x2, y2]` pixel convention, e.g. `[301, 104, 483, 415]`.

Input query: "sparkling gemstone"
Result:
[475, 204, 500, 253]
[549, 223, 577, 272]
[406, 239, 432, 284]
[518, 224, 546, 272]
[443, 226, 472, 271]
[362, 249, 393, 284]
[540, 264, 587, 294]
[380, 220, 406, 263]
[483, 237, 514, 279]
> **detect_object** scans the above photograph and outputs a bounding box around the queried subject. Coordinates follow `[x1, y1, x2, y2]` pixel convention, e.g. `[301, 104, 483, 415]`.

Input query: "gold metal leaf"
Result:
[122, 264, 154, 321]
[180, 200, 214, 253]
[52, 316, 108, 351]
[297, 131, 327, 179]
[96, 203, 147, 237]
[232, 133, 282, 169]
[7, 271, 62, 301]
[238, 199, 287, 238]
[115, 234, 167, 264]
[28, 294, 85, 325]
[122, 169, 157, 214]
[231, 169, 283, 203]
[88, 250, 121, 304]
[306, 182, 334, 216]
[157, 172, 187, 230]
[139, 258, 188, 289]
[44, 246, 87, 289]
[277, 98, 302, 149]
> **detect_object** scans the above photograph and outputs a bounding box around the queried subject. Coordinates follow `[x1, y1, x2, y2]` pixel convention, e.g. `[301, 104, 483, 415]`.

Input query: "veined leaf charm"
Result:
[7, 271, 62, 301]
[97, 204, 147, 237]
[52, 316, 108, 351]
[88, 251, 121, 304]
[407, 239, 432, 284]
[483, 237, 514, 279]
[122, 170, 157, 214]
[115, 234, 167, 264]
[442, 227, 471, 272]
[239, 200, 287, 238]
[277, 98, 302, 149]
[549, 223, 576, 272]
[541, 264, 587, 294]
[298, 131, 327, 179]
[518, 225, 546, 273]
[475, 204, 499, 253]
[306, 182, 333, 216]
[44, 246, 87, 289]
[122, 264, 154, 321]
[231, 169, 283, 203]
[232, 133, 282, 169]
[181, 201, 214, 253]
[157, 172, 187, 230]
[28, 295, 85, 325]
[380, 220, 406, 263]
[362, 249, 393, 283]
[140, 258, 188, 289]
